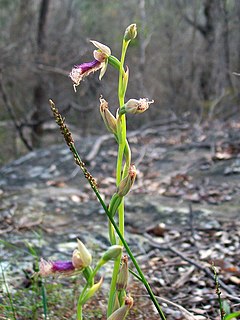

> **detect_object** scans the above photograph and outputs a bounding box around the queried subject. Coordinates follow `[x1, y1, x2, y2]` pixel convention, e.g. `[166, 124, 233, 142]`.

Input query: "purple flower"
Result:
[39, 258, 75, 277]
[38, 239, 92, 277]
[69, 40, 111, 91]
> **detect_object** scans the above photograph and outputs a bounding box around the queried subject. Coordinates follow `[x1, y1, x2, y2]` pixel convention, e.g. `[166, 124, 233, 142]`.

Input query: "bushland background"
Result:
[0, 0, 239, 165]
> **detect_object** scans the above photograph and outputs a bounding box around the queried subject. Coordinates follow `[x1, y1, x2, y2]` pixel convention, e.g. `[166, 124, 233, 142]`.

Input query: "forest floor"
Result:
[0, 117, 240, 319]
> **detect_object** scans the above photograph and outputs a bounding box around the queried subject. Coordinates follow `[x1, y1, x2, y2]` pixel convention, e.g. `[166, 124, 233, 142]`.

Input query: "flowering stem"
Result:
[108, 39, 131, 316]
[76, 283, 88, 320]
[65, 140, 166, 319]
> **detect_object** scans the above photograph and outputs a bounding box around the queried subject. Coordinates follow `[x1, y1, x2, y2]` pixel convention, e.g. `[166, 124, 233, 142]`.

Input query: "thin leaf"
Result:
[224, 311, 240, 320]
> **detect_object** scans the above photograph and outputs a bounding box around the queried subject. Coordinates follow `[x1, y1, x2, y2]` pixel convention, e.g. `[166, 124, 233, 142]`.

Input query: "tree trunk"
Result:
[31, 0, 50, 148]
[199, 0, 217, 102]
[219, 0, 234, 92]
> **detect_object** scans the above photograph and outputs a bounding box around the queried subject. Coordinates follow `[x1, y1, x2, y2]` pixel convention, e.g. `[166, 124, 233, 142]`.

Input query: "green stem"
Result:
[95, 187, 166, 320]
[70, 142, 166, 319]
[108, 39, 130, 315]
[108, 55, 121, 72]
[0, 263, 17, 320]
[107, 254, 121, 316]
[77, 283, 88, 320]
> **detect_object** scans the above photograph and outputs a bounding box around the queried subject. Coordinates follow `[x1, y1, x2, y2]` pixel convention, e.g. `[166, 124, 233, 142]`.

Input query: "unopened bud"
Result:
[102, 245, 123, 263]
[112, 292, 120, 313]
[123, 98, 154, 115]
[79, 277, 103, 305]
[117, 164, 136, 197]
[107, 296, 134, 320]
[99, 97, 117, 134]
[116, 255, 128, 291]
[124, 24, 137, 41]
[72, 239, 92, 269]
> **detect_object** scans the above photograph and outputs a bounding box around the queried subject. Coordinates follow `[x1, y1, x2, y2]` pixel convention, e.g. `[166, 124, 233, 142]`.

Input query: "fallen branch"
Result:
[137, 294, 198, 320]
[156, 295, 198, 320]
[84, 134, 113, 163]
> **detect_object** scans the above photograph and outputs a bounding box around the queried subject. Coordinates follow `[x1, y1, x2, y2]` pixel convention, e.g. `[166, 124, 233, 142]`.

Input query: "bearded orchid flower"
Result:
[39, 239, 92, 277]
[69, 40, 111, 91]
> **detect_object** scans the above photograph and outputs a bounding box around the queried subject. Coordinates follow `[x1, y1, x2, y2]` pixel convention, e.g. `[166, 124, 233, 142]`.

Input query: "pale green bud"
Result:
[72, 239, 92, 269]
[102, 245, 123, 263]
[107, 296, 134, 320]
[124, 24, 137, 41]
[117, 164, 136, 197]
[79, 277, 103, 305]
[116, 255, 128, 291]
[99, 97, 117, 134]
[123, 98, 154, 115]
[112, 292, 120, 313]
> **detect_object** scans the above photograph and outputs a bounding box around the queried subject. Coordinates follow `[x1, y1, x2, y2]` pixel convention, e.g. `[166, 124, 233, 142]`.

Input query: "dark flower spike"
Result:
[69, 40, 111, 91]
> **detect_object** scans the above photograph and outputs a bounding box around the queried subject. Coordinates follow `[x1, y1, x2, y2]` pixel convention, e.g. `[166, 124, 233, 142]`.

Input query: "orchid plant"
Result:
[40, 24, 166, 320]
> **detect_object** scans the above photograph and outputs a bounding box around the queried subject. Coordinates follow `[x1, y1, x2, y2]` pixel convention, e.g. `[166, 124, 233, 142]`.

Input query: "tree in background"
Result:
[0, 0, 239, 164]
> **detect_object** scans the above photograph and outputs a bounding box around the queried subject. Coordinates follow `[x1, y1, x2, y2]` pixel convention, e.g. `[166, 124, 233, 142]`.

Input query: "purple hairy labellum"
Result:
[39, 259, 75, 277]
[69, 59, 102, 91]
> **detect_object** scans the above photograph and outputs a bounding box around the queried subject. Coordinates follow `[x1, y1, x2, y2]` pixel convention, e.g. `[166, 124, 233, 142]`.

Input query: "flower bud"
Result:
[102, 245, 123, 263]
[124, 98, 154, 115]
[99, 97, 117, 134]
[79, 277, 103, 305]
[117, 164, 136, 197]
[124, 24, 137, 41]
[107, 296, 134, 320]
[116, 255, 128, 291]
[72, 239, 92, 269]
[112, 292, 120, 313]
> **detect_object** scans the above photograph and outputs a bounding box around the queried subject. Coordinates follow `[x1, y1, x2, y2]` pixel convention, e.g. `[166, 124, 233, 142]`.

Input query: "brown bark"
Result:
[199, 0, 217, 102]
[220, 0, 234, 92]
[31, 0, 50, 148]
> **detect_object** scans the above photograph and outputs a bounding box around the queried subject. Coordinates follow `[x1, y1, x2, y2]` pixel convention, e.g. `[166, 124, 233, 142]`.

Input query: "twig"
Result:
[156, 296, 198, 320]
[188, 204, 198, 246]
[144, 233, 240, 302]
[136, 294, 198, 320]
[85, 134, 113, 163]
